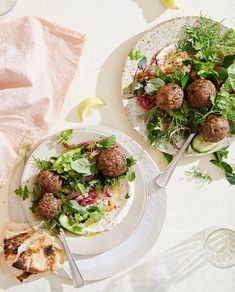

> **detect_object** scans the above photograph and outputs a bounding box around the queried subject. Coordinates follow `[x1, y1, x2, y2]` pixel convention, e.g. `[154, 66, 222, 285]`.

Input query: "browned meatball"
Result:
[97, 148, 127, 177]
[35, 193, 62, 219]
[36, 170, 62, 193]
[187, 79, 216, 108]
[200, 114, 230, 142]
[155, 83, 184, 111]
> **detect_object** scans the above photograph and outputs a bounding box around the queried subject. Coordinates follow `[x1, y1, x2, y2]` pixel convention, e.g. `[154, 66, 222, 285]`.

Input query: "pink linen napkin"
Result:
[0, 17, 85, 183]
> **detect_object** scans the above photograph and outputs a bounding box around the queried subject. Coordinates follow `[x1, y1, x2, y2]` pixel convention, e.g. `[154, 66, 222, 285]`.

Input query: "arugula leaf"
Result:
[57, 129, 73, 144]
[71, 158, 92, 175]
[128, 48, 144, 60]
[29, 187, 42, 213]
[144, 78, 165, 96]
[15, 185, 29, 200]
[33, 157, 52, 171]
[98, 135, 116, 151]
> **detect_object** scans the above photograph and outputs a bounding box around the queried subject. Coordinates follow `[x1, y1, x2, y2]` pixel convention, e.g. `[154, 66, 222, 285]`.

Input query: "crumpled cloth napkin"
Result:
[0, 16, 85, 183]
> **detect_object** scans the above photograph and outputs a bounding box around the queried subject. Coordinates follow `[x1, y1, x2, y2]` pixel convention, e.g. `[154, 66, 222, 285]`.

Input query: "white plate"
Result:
[9, 125, 166, 282]
[21, 128, 147, 255]
[121, 16, 235, 156]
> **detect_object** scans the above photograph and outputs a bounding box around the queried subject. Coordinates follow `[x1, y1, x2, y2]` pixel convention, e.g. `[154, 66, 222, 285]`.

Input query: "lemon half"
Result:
[79, 97, 104, 121]
[161, 0, 181, 9]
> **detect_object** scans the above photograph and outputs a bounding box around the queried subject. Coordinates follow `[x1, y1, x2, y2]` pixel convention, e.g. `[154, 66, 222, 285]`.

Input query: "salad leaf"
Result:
[128, 48, 144, 60]
[138, 57, 147, 70]
[144, 78, 165, 96]
[98, 135, 116, 151]
[162, 152, 173, 164]
[15, 185, 29, 200]
[222, 54, 235, 68]
[71, 158, 92, 175]
[127, 171, 136, 182]
[210, 148, 235, 185]
[63, 200, 88, 215]
[57, 129, 73, 144]
[74, 182, 88, 197]
[33, 157, 52, 171]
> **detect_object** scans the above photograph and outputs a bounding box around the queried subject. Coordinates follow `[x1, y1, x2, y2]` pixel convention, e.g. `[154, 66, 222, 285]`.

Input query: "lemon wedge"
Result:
[79, 97, 104, 121]
[161, 0, 181, 9]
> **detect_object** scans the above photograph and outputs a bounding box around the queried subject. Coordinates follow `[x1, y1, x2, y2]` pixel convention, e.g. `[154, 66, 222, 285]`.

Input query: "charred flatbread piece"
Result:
[12, 233, 65, 274]
[4, 222, 34, 261]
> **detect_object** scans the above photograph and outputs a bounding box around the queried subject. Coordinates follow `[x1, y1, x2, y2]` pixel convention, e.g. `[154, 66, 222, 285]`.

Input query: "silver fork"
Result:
[59, 229, 85, 288]
[156, 133, 196, 188]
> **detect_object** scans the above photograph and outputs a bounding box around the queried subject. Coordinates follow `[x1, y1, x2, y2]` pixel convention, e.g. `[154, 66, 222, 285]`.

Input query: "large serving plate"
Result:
[9, 125, 166, 282]
[21, 128, 147, 255]
[121, 16, 235, 156]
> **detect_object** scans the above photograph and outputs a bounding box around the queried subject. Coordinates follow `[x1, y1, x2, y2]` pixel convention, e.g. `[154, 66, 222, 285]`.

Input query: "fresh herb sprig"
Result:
[15, 185, 30, 200]
[57, 129, 73, 144]
[210, 148, 235, 185]
[185, 166, 212, 184]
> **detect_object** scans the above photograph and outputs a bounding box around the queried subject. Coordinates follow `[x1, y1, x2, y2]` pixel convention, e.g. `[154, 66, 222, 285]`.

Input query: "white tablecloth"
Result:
[0, 0, 235, 291]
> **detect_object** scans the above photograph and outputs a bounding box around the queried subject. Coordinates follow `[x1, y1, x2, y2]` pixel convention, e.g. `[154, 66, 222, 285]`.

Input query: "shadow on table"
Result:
[131, 0, 166, 23]
[105, 228, 215, 292]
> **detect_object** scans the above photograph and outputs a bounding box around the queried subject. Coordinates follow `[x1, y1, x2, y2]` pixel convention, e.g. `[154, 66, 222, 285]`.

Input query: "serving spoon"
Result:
[156, 133, 196, 188]
[59, 229, 85, 288]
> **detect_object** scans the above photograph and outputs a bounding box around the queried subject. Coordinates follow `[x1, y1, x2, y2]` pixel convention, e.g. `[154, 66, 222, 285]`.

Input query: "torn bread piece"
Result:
[3, 222, 65, 282]
[13, 233, 65, 273]
[4, 222, 34, 261]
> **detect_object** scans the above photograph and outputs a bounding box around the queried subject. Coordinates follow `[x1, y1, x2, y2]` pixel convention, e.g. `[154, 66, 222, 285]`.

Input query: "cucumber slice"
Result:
[191, 134, 219, 153]
[58, 214, 86, 235]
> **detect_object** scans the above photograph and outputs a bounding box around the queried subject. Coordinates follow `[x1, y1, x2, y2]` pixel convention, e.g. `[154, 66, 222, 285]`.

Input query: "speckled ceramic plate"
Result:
[121, 16, 235, 156]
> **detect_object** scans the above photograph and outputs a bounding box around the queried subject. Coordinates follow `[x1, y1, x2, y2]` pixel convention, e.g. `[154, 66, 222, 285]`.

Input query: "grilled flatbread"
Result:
[3, 222, 65, 281]
[13, 233, 65, 273]
[4, 222, 34, 261]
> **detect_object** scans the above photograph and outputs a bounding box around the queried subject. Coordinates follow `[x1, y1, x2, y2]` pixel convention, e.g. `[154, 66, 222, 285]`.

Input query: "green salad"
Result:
[15, 131, 136, 235]
[129, 16, 235, 154]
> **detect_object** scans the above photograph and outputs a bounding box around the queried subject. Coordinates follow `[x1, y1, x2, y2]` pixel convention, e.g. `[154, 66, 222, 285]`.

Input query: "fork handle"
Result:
[156, 133, 195, 188]
[60, 229, 85, 288]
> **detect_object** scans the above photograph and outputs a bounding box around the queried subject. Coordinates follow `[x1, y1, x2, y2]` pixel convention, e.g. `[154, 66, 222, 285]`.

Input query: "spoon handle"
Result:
[156, 133, 195, 188]
[60, 229, 85, 288]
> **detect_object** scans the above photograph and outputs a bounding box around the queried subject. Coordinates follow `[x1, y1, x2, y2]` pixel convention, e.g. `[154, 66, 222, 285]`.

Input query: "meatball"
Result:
[155, 83, 184, 111]
[187, 79, 216, 108]
[199, 114, 230, 142]
[35, 193, 62, 219]
[97, 148, 127, 177]
[36, 170, 62, 193]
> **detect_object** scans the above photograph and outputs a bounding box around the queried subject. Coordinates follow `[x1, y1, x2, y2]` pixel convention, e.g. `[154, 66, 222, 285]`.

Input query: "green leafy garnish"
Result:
[162, 152, 173, 164]
[144, 78, 165, 96]
[15, 185, 30, 200]
[179, 16, 235, 62]
[71, 158, 92, 175]
[185, 166, 212, 184]
[34, 157, 52, 171]
[210, 148, 235, 185]
[57, 129, 73, 144]
[138, 56, 147, 70]
[97, 135, 116, 151]
[128, 48, 144, 60]
[125, 193, 130, 199]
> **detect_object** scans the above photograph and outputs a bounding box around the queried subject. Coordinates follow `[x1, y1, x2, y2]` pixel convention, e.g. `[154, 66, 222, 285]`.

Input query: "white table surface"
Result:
[0, 0, 235, 291]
